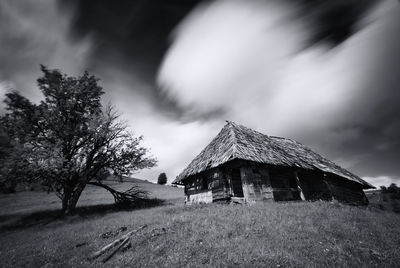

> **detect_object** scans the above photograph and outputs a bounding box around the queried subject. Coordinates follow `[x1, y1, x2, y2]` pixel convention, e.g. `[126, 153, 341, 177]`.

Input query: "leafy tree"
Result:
[387, 183, 400, 199]
[157, 173, 167, 185]
[0, 129, 16, 193]
[0, 66, 157, 214]
[387, 183, 399, 192]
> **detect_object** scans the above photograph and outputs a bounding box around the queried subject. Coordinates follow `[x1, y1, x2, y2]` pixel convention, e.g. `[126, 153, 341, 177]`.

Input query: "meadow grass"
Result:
[0, 200, 399, 267]
[0, 180, 184, 217]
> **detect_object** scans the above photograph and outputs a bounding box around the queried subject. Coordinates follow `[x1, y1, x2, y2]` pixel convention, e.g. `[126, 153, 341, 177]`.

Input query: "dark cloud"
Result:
[63, 0, 378, 66]
[1, 0, 396, 185]
[58, 0, 378, 121]
[292, 0, 378, 46]
[155, 0, 400, 185]
[0, 0, 92, 103]
[62, 0, 201, 77]
[323, 17, 400, 178]
[1, 0, 378, 108]
[295, 9, 400, 181]
[59, 0, 209, 120]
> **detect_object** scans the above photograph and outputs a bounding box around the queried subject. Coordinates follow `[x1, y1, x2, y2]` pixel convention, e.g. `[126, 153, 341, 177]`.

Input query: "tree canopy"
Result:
[0, 66, 157, 213]
[157, 173, 167, 185]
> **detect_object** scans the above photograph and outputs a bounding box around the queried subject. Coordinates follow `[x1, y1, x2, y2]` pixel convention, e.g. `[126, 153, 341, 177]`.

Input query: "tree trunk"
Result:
[62, 186, 72, 213]
[61, 183, 86, 215]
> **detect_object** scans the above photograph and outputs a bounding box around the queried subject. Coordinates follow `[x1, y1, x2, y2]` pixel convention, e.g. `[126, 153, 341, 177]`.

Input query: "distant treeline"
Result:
[380, 183, 400, 199]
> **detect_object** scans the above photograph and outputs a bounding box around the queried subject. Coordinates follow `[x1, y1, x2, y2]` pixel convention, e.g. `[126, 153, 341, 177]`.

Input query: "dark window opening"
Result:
[231, 168, 244, 197]
[269, 170, 301, 201]
[202, 177, 208, 190]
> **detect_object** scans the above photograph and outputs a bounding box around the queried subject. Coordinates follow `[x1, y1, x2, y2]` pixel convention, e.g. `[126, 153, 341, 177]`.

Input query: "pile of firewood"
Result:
[90, 225, 147, 263]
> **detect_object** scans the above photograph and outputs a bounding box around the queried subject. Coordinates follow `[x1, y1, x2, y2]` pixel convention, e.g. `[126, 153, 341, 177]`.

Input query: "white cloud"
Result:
[97, 72, 223, 182]
[156, 0, 400, 181]
[136, 120, 220, 182]
[158, 0, 304, 114]
[158, 0, 399, 138]
[362, 176, 400, 188]
[2, 0, 399, 184]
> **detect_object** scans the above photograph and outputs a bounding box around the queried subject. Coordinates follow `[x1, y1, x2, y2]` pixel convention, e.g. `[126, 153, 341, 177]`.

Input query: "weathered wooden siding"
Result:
[220, 160, 243, 198]
[184, 167, 230, 204]
[186, 191, 213, 204]
[297, 171, 332, 201]
[269, 169, 301, 201]
[240, 166, 273, 202]
[210, 169, 230, 201]
[324, 175, 368, 205]
[184, 175, 207, 196]
[182, 159, 368, 205]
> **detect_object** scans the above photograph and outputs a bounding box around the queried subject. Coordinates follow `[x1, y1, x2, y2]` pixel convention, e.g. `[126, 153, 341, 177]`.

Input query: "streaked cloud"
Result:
[0, 0, 398, 187]
[362, 176, 400, 188]
[157, 0, 400, 186]
[0, 0, 92, 103]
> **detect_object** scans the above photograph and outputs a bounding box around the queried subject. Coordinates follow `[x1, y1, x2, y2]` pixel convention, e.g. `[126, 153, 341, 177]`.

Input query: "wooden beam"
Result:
[91, 225, 147, 260]
[294, 171, 306, 200]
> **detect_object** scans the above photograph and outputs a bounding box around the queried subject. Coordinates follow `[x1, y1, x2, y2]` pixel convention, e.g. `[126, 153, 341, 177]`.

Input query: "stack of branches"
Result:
[88, 181, 149, 208]
[91, 225, 147, 263]
[91, 225, 172, 263]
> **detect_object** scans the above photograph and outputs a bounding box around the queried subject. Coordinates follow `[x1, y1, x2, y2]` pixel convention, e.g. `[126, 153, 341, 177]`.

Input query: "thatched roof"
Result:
[173, 121, 373, 189]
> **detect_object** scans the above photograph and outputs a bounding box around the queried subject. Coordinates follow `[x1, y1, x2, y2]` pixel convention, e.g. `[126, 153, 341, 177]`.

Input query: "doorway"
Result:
[231, 168, 244, 197]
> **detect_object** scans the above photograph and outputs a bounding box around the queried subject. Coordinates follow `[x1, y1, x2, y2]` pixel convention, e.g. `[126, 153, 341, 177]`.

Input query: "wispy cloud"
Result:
[157, 0, 400, 180]
[1, 0, 398, 184]
[0, 0, 92, 102]
[362, 176, 400, 188]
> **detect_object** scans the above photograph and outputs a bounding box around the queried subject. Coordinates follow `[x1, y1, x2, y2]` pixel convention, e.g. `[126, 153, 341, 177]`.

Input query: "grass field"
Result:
[0, 178, 183, 217]
[0, 181, 399, 267]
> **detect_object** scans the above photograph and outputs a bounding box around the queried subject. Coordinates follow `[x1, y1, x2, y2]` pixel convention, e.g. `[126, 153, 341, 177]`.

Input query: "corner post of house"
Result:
[294, 170, 306, 201]
[239, 166, 250, 203]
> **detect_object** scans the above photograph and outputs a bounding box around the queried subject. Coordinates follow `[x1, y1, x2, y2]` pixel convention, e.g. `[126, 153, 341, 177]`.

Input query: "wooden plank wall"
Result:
[224, 161, 301, 202]
[184, 168, 230, 204]
[211, 169, 230, 201]
[183, 160, 368, 205]
[240, 165, 274, 202]
[268, 169, 302, 201]
[297, 171, 332, 201]
[324, 175, 369, 205]
[186, 191, 213, 204]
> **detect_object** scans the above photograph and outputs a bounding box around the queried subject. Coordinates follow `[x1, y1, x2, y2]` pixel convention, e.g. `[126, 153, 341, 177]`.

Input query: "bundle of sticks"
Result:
[91, 225, 147, 263]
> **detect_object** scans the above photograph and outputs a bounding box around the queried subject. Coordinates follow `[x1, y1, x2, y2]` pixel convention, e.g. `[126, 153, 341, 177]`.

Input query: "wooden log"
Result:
[294, 171, 306, 200]
[101, 236, 131, 263]
[91, 225, 147, 260]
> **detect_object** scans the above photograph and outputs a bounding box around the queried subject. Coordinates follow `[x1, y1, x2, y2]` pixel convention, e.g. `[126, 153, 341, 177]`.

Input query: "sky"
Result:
[0, 0, 399, 187]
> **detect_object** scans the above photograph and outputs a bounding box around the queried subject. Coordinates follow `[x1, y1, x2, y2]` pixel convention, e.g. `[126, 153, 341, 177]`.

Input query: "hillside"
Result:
[365, 189, 400, 213]
[1, 180, 399, 267]
[0, 177, 183, 217]
[0, 202, 399, 267]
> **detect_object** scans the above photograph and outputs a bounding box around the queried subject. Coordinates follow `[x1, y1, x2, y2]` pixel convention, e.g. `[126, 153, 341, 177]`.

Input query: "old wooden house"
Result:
[172, 121, 373, 205]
